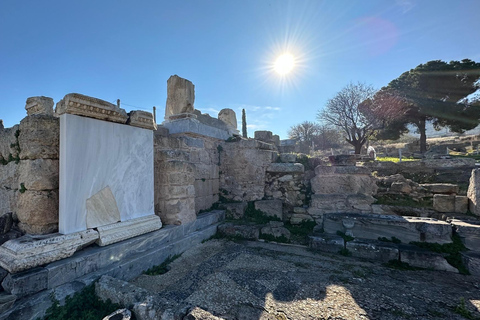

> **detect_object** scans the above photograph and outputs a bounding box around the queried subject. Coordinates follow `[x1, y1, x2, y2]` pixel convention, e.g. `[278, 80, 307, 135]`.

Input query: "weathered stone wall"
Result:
[219, 139, 276, 201]
[359, 158, 475, 185]
[0, 115, 60, 235]
[154, 129, 220, 225]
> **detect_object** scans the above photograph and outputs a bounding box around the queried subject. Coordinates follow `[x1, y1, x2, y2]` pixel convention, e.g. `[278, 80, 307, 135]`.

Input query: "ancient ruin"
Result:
[0, 75, 479, 319]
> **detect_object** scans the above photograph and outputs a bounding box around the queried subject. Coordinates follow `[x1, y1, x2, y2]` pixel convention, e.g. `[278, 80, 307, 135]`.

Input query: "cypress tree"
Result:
[242, 109, 247, 138]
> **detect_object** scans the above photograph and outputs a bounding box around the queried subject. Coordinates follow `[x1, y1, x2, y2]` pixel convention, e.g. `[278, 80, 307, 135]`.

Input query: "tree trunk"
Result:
[418, 118, 427, 153]
[354, 143, 362, 154]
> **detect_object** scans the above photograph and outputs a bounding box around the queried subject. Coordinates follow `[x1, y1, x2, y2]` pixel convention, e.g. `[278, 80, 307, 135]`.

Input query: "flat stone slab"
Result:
[0, 230, 99, 273]
[314, 165, 371, 176]
[323, 213, 452, 244]
[96, 215, 162, 246]
[451, 219, 480, 251]
[420, 183, 459, 194]
[398, 244, 458, 273]
[266, 163, 304, 173]
[308, 234, 344, 253]
[346, 239, 399, 262]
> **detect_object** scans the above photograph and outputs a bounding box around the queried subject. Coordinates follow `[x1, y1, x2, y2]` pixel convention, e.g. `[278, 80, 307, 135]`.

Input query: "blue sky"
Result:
[1, 0, 479, 139]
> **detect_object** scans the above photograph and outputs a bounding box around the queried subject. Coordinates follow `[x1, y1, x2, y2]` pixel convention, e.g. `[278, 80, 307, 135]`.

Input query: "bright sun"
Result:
[274, 53, 295, 75]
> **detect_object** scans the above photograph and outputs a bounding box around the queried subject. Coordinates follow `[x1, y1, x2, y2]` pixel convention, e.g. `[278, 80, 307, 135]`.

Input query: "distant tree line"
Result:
[290, 59, 480, 154]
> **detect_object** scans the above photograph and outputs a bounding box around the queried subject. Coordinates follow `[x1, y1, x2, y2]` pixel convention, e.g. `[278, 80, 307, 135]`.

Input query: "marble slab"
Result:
[96, 215, 162, 246]
[0, 230, 99, 273]
[59, 114, 154, 234]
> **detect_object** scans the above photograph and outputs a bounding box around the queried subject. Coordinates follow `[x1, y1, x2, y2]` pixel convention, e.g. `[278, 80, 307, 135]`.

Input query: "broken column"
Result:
[164, 75, 195, 121]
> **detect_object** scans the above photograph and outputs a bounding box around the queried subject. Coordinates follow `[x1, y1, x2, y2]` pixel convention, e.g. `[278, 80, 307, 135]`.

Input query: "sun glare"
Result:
[274, 53, 295, 75]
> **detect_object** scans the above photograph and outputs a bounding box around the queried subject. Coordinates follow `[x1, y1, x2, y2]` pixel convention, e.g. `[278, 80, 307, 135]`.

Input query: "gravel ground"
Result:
[131, 239, 480, 320]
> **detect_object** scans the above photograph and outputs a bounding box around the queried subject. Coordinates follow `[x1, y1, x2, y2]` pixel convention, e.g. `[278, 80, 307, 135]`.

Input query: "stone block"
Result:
[451, 219, 480, 251]
[55, 93, 128, 123]
[219, 202, 247, 220]
[314, 165, 371, 176]
[218, 108, 237, 130]
[290, 214, 314, 225]
[254, 200, 283, 220]
[390, 181, 412, 194]
[0, 125, 20, 161]
[159, 198, 196, 225]
[0, 213, 13, 235]
[25, 96, 54, 116]
[18, 159, 58, 191]
[310, 194, 375, 214]
[0, 162, 18, 191]
[2, 268, 48, 296]
[346, 239, 399, 262]
[468, 168, 480, 216]
[279, 153, 297, 163]
[420, 183, 459, 194]
[18, 115, 59, 160]
[328, 154, 358, 166]
[0, 293, 16, 314]
[267, 163, 304, 173]
[165, 75, 195, 120]
[260, 221, 291, 240]
[0, 229, 99, 274]
[254, 131, 273, 143]
[311, 174, 377, 195]
[461, 251, 480, 276]
[323, 213, 452, 244]
[455, 196, 468, 214]
[96, 215, 162, 247]
[16, 190, 58, 234]
[0, 189, 17, 218]
[399, 245, 458, 272]
[127, 110, 157, 130]
[308, 234, 344, 253]
[218, 223, 259, 240]
[95, 275, 149, 308]
[433, 194, 455, 213]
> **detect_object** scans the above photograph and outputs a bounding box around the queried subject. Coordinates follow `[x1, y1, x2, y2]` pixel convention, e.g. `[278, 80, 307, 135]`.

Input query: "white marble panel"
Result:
[59, 114, 154, 234]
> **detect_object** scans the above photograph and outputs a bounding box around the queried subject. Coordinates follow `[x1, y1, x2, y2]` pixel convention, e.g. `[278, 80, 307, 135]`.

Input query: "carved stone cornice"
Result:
[0, 229, 99, 273]
[127, 110, 157, 130]
[96, 215, 162, 246]
[55, 93, 128, 124]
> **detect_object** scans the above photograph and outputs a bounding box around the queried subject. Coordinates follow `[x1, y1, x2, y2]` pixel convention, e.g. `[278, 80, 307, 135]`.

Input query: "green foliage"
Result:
[376, 59, 480, 152]
[19, 183, 27, 194]
[453, 297, 478, 320]
[259, 233, 290, 243]
[410, 234, 469, 274]
[143, 254, 182, 276]
[338, 248, 352, 256]
[376, 156, 417, 163]
[244, 202, 281, 224]
[336, 231, 354, 242]
[225, 136, 241, 142]
[242, 108, 247, 138]
[42, 284, 121, 320]
[378, 236, 402, 244]
[374, 194, 433, 208]
[285, 220, 316, 237]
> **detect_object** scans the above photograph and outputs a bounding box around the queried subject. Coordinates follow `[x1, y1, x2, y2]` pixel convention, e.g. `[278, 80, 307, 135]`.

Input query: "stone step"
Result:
[0, 210, 224, 320]
[308, 235, 459, 273]
[323, 212, 452, 244]
[451, 219, 480, 251]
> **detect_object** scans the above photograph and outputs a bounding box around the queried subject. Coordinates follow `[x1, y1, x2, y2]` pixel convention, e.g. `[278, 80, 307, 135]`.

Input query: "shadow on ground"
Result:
[131, 239, 480, 320]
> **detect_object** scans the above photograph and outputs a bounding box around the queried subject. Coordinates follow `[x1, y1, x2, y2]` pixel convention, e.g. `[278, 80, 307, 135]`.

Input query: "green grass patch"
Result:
[453, 297, 479, 320]
[410, 234, 469, 274]
[376, 157, 418, 163]
[374, 194, 432, 208]
[378, 236, 402, 244]
[259, 233, 290, 243]
[143, 254, 182, 276]
[244, 202, 281, 224]
[41, 284, 122, 320]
